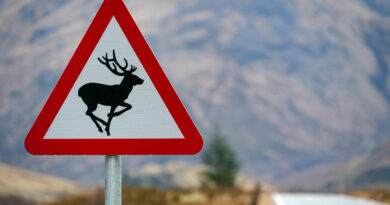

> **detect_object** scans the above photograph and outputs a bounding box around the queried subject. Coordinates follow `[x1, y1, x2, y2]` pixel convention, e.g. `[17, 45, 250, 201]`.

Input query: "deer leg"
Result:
[93, 115, 107, 126]
[105, 106, 117, 136]
[108, 102, 132, 117]
[86, 107, 106, 133]
[89, 116, 103, 132]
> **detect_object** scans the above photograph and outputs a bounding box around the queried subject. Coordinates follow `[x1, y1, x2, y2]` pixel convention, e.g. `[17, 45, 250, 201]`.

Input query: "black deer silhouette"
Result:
[78, 50, 144, 136]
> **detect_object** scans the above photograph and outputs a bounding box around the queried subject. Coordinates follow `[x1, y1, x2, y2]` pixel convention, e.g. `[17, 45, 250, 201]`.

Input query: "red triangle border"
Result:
[24, 0, 203, 155]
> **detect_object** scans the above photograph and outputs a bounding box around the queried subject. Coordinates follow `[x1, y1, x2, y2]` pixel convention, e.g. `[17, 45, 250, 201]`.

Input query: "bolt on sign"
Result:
[25, 0, 203, 155]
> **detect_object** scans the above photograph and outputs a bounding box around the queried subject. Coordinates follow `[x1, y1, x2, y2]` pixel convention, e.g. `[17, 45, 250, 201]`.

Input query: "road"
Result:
[272, 193, 388, 205]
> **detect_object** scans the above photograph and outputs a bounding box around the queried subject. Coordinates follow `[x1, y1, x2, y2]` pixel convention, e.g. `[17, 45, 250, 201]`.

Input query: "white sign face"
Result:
[44, 17, 184, 139]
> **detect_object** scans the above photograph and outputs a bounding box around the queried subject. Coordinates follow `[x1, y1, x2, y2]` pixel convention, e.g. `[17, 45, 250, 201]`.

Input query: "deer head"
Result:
[98, 50, 144, 86]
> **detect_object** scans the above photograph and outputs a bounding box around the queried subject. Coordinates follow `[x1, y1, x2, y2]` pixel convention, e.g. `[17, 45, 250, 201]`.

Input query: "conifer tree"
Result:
[202, 128, 240, 187]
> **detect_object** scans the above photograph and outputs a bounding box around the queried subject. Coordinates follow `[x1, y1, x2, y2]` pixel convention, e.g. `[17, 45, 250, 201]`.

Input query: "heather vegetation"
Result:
[45, 187, 253, 205]
[348, 188, 390, 204]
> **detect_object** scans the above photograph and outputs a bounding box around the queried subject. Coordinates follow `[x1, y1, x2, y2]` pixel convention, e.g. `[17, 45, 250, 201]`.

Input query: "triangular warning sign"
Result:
[25, 0, 203, 155]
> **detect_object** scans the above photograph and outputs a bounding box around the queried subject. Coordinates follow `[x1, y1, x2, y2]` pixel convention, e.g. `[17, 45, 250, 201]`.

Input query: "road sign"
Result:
[24, 0, 203, 155]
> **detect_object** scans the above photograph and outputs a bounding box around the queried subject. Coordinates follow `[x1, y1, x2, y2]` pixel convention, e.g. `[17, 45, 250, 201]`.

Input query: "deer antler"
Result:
[129, 65, 137, 73]
[98, 50, 129, 76]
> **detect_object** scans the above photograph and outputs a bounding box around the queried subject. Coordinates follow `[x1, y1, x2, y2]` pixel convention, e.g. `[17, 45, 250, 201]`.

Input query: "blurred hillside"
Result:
[273, 140, 390, 191]
[0, 162, 85, 203]
[124, 162, 205, 189]
[325, 140, 390, 191]
[0, 0, 389, 190]
[123, 162, 256, 190]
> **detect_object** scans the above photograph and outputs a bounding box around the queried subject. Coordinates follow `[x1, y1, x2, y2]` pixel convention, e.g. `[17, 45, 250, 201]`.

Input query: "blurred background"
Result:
[0, 0, 389, 204]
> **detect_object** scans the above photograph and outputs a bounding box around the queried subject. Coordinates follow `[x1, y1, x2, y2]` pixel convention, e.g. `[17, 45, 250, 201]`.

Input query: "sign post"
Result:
[105, 155, 121, 205]
[25, 0, 203, 204]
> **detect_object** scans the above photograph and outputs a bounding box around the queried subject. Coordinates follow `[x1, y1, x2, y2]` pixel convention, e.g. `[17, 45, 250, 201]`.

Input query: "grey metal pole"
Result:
[105, 155, 121, 205]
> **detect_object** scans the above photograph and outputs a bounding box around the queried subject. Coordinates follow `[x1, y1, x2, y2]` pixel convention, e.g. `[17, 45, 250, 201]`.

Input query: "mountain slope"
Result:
[324, 140, 390, 191]
[0, 0, 389, 189]
[0, 162, 85, 202]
